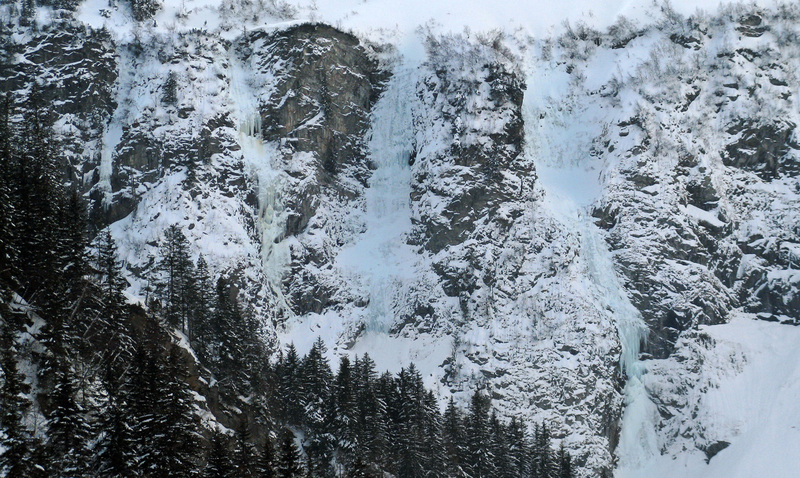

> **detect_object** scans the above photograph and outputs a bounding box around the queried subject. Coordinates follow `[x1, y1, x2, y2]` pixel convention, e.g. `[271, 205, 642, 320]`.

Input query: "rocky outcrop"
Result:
[723, 119, 799, 180]
[410, 56, 529, 255]
[240, 24, 388, 316]
[0, 21, 117, 190]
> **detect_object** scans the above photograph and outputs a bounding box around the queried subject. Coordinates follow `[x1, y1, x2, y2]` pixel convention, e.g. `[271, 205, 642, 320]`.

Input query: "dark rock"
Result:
[737, 14, 768, 37]
[702, 440, 730, 462]
[723, 119, 800, 180]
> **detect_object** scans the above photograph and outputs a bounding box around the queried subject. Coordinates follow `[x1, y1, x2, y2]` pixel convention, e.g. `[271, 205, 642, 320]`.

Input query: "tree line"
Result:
[0, 88, 575, 477]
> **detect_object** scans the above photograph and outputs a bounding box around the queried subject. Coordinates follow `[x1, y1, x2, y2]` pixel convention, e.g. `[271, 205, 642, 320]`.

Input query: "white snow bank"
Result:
[617, 316, 800, 478]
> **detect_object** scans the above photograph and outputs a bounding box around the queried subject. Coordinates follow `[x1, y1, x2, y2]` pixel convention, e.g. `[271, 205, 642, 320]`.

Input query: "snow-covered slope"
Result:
[2, 0, 800, 476]
[617, 315, 800, 477]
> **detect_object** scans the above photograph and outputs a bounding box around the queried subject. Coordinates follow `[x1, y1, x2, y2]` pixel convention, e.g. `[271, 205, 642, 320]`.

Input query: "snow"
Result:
[335, 66, 418, 334]
[617, 316, 800, 478]
[19, 0, 799, 475]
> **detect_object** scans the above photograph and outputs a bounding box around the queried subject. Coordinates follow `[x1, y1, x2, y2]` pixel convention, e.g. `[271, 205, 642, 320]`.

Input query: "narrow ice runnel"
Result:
[227, 48, 291, 312]
[336, 67, 418, 333]
[523, 57, 654, 468]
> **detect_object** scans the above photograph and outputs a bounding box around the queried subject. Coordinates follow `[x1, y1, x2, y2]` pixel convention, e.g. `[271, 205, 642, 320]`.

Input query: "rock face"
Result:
[3, 3, 800, 477]
[238, 23, 387, 316]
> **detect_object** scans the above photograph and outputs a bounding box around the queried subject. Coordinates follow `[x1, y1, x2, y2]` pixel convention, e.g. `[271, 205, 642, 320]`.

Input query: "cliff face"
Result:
[2, 2, 800, 476]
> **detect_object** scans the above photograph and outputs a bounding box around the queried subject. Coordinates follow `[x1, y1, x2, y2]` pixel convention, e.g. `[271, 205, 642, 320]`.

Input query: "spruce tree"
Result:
[354, 354, 388, 470]
[465, 390, 493, 478]
[556, 442, 573, 478]
[95, 371, 135, 478]
[206, 430, 233, 478]
[275, 344, 302, 426]
[0, 323, 33, 476]
[255, 435, 276, 478]
[16, 85, 65, 318]
[300, 338, 334, 478]
[442, 396, 466, 477]
[0, 93, 17, 285]
[234, 418, 257, 478]
[333, 355, 358, 466]
[277, 429, 303, 478]
[188, 255, 213, 360]
[506, 416, 529, 478]
[156, 224, 194, 332]
[97, 228, 126, 321]
[46, 363, 93, 477]
[154, 346, 201, 475]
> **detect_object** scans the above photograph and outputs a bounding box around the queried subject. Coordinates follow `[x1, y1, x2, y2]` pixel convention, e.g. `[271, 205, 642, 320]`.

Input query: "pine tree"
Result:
[46, 363, 93, 477]
[234, 418, 257, 478]
[255, 435, 276, 478]
[0, 93, 17, 285]
[556, 442, 573, 478]
[206, 430, 233, 478]
[465, 390, 493, 478]
[0, 323, 33, 476]
[156, 224, 194, 332]
[277, 429, 303, 478]
[442, 396, 466, 477]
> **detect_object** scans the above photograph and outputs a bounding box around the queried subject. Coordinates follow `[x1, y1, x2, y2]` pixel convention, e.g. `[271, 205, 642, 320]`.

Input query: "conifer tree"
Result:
[255, 435, 276, 478]
[156, 224, 194, 332]
[275, 344, 302, 426]
[46, 363, 93, 477]
[489, 411, 512, 478]
[333, 355, 358, 466]
[206, 430, 233, 478]
[97, 229, 126, 320]
[300, 338, 334, 478]
[58, 190, 88, 308]
[442, 396, 466, 477]
[506, 416, 529, 478]
[154, 346, 201, 475]
[16, 85, 63, 316]
[127, 319, 166, 475]
[0, 93, 17, 285]
[95, 370, 134, 478]
[277, 429, 303, 478]
[354, 354, 388, 469]
[557, 442, 573, 478]
[234, 418, 257, 478]
[188, 255, 213, 360]
[0, 323, 33, 476]
[532, 423, 555, 478]
[465, 390, 493, 478]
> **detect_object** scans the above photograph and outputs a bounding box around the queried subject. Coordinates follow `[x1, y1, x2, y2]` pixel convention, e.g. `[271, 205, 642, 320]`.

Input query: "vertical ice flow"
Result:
[337, 67, 417, 333]
[228, 49, 290, 312]
[522, 59, 655, 469]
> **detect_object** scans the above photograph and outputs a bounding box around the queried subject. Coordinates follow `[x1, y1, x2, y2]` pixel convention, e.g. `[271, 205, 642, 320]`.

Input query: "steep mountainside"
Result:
[1, 0, 799, 476]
